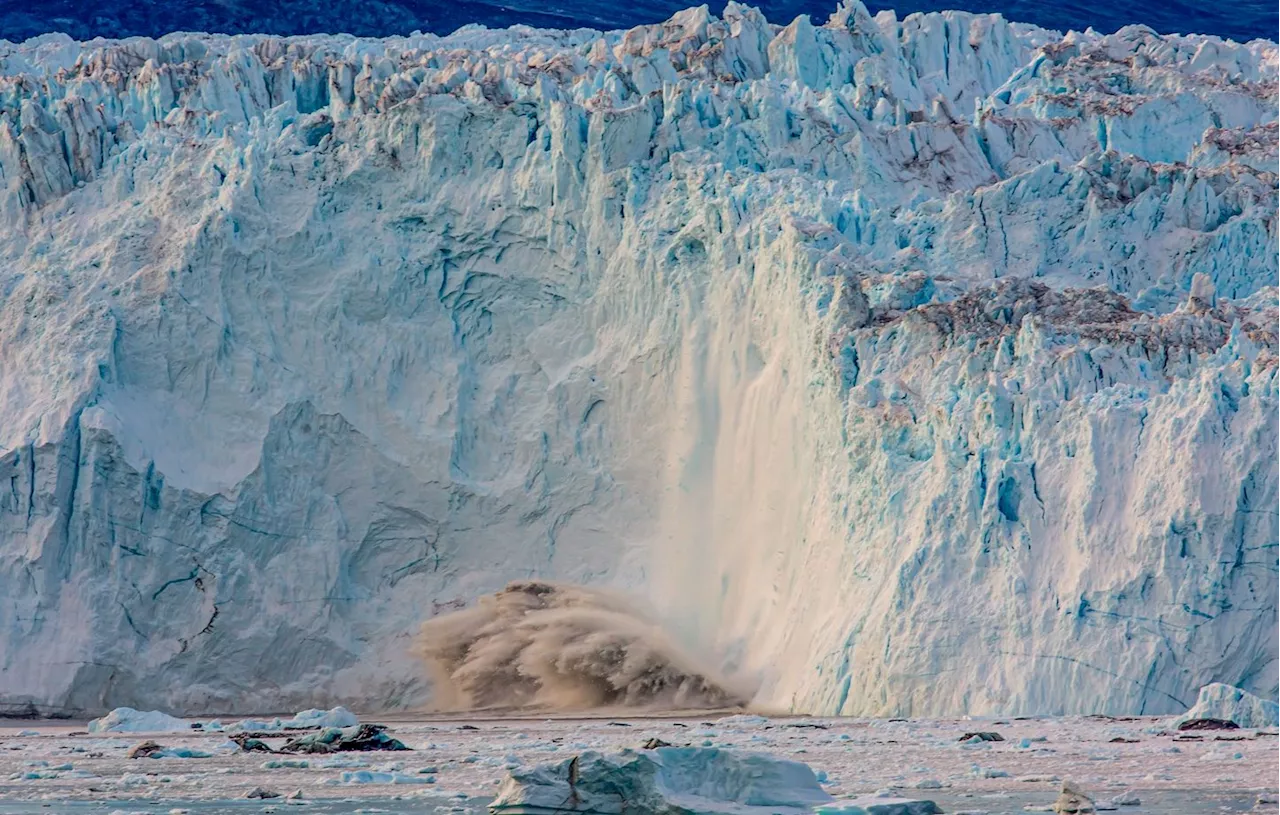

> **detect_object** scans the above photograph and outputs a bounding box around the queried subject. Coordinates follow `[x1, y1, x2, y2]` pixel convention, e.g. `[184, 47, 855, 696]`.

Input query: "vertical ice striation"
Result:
[0, 3, 1275, 716]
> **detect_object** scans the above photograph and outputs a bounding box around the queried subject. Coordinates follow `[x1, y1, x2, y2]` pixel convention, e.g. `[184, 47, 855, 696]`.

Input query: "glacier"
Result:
[0, 2, 1275, 718]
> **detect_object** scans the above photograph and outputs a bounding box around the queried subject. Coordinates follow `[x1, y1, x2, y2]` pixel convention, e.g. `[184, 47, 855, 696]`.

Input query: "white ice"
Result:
[1171, 683, 1280, 729]
[86, 708, 191, 734]
[0, 2, 1274, 718]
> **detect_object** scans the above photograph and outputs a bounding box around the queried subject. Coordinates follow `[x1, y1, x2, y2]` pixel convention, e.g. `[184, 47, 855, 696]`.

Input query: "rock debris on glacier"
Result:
[0, 3, 1275, 717]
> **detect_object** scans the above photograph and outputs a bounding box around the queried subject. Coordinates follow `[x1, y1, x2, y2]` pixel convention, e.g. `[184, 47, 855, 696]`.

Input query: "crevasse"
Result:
[0, 2, 1275, 717]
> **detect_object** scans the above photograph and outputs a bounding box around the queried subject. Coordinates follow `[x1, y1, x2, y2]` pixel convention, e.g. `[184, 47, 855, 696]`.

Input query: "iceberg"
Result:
[87, 708, 191, 734]
[489, 747, 835, 814]
[0, 3, 1274, 718]
[283, 706, 359, 729]
[223, 706, 359, 731]
[1171, 683, 1280, 729]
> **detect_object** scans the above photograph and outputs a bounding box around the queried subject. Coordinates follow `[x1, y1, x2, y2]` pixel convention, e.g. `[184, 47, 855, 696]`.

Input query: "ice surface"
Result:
[86, 708, 192, 734]
[490, 746, 834, 813]
[1171, 683, 1280, 729]
[0, 3, 1275, 718]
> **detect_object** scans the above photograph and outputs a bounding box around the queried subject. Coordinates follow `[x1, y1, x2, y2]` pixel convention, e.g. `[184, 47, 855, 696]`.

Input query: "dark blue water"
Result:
[0, 0, 1274, 47]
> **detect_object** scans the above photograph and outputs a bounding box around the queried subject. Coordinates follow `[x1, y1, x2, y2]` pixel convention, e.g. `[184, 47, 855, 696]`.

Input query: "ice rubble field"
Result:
[0, 0, 1277, 719]
[1, 712, 1278, 813]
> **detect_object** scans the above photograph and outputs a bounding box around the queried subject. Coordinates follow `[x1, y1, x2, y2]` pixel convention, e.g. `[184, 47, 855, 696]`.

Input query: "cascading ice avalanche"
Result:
[0, 3, 1275, 717]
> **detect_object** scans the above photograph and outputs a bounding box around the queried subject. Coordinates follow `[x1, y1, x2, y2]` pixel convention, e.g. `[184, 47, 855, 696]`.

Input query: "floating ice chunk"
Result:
[89, 708, 190, 734]
[220, 711, 360, 731]
[1171, 684, 1279, 730]
[717, 714, 770, 728]
[1198, 750, 1244, 761]
[339, 770, 435, 784]
[314, 757, 370, 769]
[222, 708, 354, 733]
[225, 719, 283, 732]
[263, 759, 312, 769]
[816, 797, 942, 814]
[1052, 780, 1096, 813]
[150, 747, 213, 759]
[284, 707, 359, 729]
[490, 747, 833, 813]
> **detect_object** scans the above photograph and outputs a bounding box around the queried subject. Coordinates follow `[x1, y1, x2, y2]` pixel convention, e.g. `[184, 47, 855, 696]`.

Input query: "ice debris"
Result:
[246, 787, 281, 799]
[339, 770, 435, 784]
[125, 740, 163, 759]
[1052, 780, 1096, 814]
[220, 706, 358, 733]
[1171, 684, 1280, 730]
[230, 734, 276, 753]
[126, 739, 213, 759]
[279, 724, 409, 754]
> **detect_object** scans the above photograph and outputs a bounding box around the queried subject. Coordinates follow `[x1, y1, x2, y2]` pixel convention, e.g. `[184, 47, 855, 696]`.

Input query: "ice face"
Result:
[0, 4, 1275, 717]
[1171, 682, 1280, 729]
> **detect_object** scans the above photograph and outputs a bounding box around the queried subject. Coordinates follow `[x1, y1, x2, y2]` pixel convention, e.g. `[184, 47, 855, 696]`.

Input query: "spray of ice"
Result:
[414, 581, 751, 712]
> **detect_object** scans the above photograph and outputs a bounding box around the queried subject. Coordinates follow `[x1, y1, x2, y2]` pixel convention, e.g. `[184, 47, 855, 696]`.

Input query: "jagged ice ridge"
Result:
[0, 2, 1276, 717]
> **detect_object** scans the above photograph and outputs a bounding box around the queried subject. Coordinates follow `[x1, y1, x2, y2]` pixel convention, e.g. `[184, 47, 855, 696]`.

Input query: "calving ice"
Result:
[0, 2, 1274, 719]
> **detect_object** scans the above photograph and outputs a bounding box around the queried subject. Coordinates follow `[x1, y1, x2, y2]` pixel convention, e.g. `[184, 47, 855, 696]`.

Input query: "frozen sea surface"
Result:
[0, 714, 1275, 814]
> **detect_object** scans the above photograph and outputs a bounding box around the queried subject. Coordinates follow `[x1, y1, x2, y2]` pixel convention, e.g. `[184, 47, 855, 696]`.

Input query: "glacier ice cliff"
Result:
[0, 3, 1275, 717]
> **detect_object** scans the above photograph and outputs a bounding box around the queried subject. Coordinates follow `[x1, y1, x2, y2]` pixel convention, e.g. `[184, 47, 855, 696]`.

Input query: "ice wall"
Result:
[0, 3, 1275, 717]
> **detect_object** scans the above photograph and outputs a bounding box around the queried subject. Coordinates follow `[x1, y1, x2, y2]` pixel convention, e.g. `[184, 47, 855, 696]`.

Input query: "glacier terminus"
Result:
[0, 2, 1275, 719]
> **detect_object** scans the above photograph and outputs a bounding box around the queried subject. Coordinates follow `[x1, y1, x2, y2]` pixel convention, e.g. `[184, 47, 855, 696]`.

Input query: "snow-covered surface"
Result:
[0, 2, 1276, 718]
[0, 713, 1276, 812]
[1172, 683, 1280, 729]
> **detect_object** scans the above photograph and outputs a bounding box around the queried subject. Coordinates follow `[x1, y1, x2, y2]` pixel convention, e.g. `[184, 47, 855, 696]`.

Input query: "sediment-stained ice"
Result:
[0, 3, 1275, 717]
